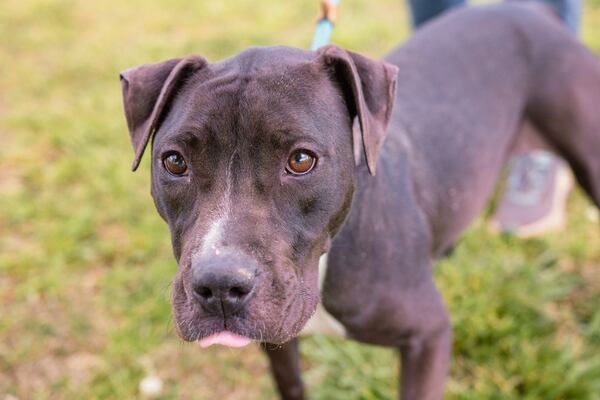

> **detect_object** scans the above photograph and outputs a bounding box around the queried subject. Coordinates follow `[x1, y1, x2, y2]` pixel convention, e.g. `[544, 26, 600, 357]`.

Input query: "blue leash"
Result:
[310, 0, 341, 50]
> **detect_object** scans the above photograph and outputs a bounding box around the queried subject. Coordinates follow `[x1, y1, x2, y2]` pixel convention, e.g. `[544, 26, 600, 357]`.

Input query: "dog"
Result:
[119, 2, 600, 399]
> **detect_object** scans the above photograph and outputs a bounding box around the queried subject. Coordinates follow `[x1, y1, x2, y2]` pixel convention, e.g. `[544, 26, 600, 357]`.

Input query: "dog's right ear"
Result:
[120, 56, 207, 171]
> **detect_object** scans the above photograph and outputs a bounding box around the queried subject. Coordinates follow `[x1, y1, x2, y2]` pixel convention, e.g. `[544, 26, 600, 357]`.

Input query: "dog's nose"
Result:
[191, 254, 258, 315]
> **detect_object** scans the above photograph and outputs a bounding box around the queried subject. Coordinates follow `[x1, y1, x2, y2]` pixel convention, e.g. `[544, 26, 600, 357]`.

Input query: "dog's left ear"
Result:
[317, 45, 398, 175]
[120, 55, 207, 171]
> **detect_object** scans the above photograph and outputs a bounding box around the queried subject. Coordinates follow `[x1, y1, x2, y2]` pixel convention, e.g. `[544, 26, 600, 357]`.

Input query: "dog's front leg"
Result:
[262, 338, 304, 400]
[398, 280, 451, 400]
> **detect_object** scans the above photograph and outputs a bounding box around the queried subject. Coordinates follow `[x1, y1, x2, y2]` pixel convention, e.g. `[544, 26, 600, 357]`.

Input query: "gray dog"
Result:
[120, 2, 600, 399]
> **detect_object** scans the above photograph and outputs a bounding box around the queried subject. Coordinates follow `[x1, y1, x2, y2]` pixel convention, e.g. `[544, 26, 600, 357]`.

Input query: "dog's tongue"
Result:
[198, 331, 252, 348]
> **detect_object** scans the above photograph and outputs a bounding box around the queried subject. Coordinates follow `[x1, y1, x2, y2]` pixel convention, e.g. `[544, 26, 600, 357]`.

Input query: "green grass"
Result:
[1, 0, 599, 398]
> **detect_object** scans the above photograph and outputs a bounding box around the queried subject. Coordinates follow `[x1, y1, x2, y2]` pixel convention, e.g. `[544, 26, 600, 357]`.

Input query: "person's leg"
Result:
[407, 0, 466, 28]
[492, 150, 573, 237]
[541, 0, 581, 34]
[493, 0, 581, 238]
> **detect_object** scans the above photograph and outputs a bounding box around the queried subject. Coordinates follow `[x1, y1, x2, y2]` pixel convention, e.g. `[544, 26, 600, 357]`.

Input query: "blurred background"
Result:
[1, 0, 600, 398]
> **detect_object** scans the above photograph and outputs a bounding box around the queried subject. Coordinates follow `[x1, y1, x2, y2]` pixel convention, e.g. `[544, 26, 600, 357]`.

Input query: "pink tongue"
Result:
[198, 331, 252, 348]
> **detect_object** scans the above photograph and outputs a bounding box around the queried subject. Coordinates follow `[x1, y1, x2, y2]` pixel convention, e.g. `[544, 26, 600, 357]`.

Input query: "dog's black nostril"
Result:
[195, 286, 213, 299]
[229, 285, 250, 299]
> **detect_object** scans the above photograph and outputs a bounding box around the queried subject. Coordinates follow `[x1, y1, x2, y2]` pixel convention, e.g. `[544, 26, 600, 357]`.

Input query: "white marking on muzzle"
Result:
[201, 218, 225, 255]
[300, 253, 346, 337]
[198, 153, 238, 256]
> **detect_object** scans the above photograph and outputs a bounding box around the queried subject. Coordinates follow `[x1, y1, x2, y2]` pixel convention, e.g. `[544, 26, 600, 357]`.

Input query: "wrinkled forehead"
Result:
[155, 47, 348, 148]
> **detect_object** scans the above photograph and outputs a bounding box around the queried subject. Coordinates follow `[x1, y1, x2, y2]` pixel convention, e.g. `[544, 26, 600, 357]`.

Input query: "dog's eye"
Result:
[286, 150, 316, 175]
[163, 152, 188, 176]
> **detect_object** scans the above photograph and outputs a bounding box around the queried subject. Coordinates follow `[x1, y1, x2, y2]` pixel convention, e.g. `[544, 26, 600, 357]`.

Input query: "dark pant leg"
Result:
[407, 0, 466, 28]
[539, 0, 581, 35]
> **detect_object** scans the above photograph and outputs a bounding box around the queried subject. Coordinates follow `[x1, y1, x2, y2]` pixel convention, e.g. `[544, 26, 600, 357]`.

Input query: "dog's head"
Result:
[120, 45, 397, 345]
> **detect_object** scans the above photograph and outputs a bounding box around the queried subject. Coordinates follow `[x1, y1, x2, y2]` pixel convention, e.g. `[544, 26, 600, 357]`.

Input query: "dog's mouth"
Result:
[197, 330, 253, 348]
[171, 250, 322, 346]
[173, 282, 319, 346]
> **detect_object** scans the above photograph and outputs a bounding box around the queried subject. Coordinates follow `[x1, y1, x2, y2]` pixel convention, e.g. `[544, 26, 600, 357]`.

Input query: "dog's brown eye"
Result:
[286, 150, 316, 175]
[163, 152, 187, 176]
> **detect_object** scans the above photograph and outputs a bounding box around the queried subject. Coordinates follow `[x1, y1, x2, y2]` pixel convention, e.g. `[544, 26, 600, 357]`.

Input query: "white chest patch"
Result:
[299, 254, 346, 338]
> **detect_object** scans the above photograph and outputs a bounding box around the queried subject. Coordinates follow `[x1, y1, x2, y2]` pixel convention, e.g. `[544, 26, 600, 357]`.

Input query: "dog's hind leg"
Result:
[262, 338, 304, 400]
[526, 30, 600, 208]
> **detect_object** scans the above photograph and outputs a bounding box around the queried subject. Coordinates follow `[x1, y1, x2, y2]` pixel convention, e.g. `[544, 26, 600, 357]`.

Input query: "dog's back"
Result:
[381, 2, 600, 254]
